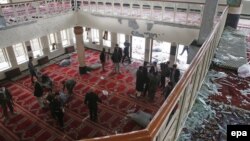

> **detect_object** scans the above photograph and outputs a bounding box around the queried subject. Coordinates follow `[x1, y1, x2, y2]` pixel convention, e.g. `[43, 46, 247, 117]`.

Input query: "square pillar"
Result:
[56, 31, 63, 51]
[197, 0, 219, 45]
[111, 32, 117, 50]
[40, 36, 50, 56]
[99, 29, 103, 47]
[169, 42, 178, 66]
[25, 41, 33, 58]
[6, 46, 18, 67]
[144, 37, 152, 63]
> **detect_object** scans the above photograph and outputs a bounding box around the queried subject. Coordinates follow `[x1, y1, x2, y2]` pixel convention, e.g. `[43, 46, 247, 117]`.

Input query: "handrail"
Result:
[79, 6, 229, 141]
[143, 0, 204, 5]
[0, 0, 228, 7]
[1, 0, 227, 27]
[0, 0, 44, 6]
[142, 0, 227, 6]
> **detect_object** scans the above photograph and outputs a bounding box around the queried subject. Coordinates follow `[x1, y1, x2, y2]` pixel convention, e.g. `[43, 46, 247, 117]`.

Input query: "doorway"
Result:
[177, 44, 189, 71]
[152, 40, 171, 63]
[132, 36, 145, 61]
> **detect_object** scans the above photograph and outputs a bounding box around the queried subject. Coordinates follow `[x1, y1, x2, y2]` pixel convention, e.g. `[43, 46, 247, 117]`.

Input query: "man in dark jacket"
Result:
[170, 64, 180, 86]
[122, 40, 131, 64]
[0, 87, 15, 121]
[62, 79, 76, 95]
[28, 56, 38, 83]
[148, 72, 159, 101]
[34, 80, 44, 108]
[112, 46, 122, 73]
[163, 81, 173, 100]
[84, 90, 102, 122]
[53, 95, 64, 128]
[160, 61, 170, 88]
[136, 66, 144, 97]
[100, 48, 106, 71]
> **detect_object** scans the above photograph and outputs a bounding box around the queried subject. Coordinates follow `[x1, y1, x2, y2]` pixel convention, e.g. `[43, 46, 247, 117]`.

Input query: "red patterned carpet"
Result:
[208, 29, 250, 111]
[0, 49, 164, 141]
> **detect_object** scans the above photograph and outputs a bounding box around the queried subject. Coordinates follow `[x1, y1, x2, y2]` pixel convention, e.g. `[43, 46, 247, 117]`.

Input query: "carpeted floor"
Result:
[0, 49, 164, 141]
[208, 29, 250, 111]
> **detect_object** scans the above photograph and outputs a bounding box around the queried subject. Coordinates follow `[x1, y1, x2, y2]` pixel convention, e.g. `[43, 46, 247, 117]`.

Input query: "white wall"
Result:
[0, 12, 77, 49]
[78, 13, 199, 45]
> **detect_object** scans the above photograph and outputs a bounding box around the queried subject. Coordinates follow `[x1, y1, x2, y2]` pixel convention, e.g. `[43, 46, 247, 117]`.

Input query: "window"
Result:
[152, 40, 171, 63]
[103, 31, 111, 47]
[0, 0, 8, 4]
[48, 33, 57, 52]
[71, 28, 76, 44]
[13, 43, 28, 64]
[91, 29, 99, 44]
[61, 30, 70, 47]
[30, 38, 43, 58]
[0, 48, 11, 71]
[83, 27, 89, 43]
[117, 33, 125, 49]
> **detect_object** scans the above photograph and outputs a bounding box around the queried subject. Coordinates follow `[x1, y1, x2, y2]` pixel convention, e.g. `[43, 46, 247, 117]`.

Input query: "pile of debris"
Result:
[178, 69, 250, 141]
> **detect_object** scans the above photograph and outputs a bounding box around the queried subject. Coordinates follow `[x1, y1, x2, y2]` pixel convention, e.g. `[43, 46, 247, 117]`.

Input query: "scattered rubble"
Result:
[178, 69, 250, 141]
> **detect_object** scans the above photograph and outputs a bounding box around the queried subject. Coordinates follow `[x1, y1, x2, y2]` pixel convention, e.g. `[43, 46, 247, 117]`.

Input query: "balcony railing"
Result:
[0, 0, 72, 26]
[0, 0, 226, 27]
[76, 0, 226, 27]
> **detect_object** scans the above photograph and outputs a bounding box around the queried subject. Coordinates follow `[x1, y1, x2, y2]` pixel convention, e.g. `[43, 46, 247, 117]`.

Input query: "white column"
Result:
[197, 0, 219, 45]
[144, 37, 151, 63]
[225, 4, 243, 29]
[99, 29, 103, 47]
[25, 41, 33, 58]
[68, 28, 75, 45]
[74, 26, 86, 68]
[56, 31, 63, 51]
[6, 46, 18, 68]
[111, 32, 117, 51]
[40, 36, 50, 56]
[125, 34, 132, 57]
[125, 34, 130, 42]
[169, 42, 178, 66]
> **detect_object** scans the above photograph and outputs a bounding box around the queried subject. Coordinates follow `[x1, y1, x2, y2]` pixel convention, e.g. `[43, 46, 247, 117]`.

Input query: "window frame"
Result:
[61, 30, 70, 47]
[91, 28, 100, 44]
[103, 31, 111, 47]
[117, 33, 126, 49]
[12, 43, 28, 64]
[30, 38, 44, 58]
[0, 48, 11, 71]
[48, 33, 57, 52]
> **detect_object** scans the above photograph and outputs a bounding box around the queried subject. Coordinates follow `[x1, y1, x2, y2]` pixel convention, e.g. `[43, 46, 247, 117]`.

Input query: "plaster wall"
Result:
[0, 12, 77, 48]
[78, 12, 199, 45]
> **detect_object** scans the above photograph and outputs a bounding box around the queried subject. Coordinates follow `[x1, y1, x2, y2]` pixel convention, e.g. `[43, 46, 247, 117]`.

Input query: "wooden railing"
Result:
[79, 5, 229, 141]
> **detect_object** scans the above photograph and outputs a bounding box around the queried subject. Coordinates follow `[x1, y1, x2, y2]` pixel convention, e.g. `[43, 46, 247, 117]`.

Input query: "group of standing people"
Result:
[28, 55, 102, 124]
[28, 56, 77, 128]
[136, 61, 180, 101]
[99, 40, 131, 73]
